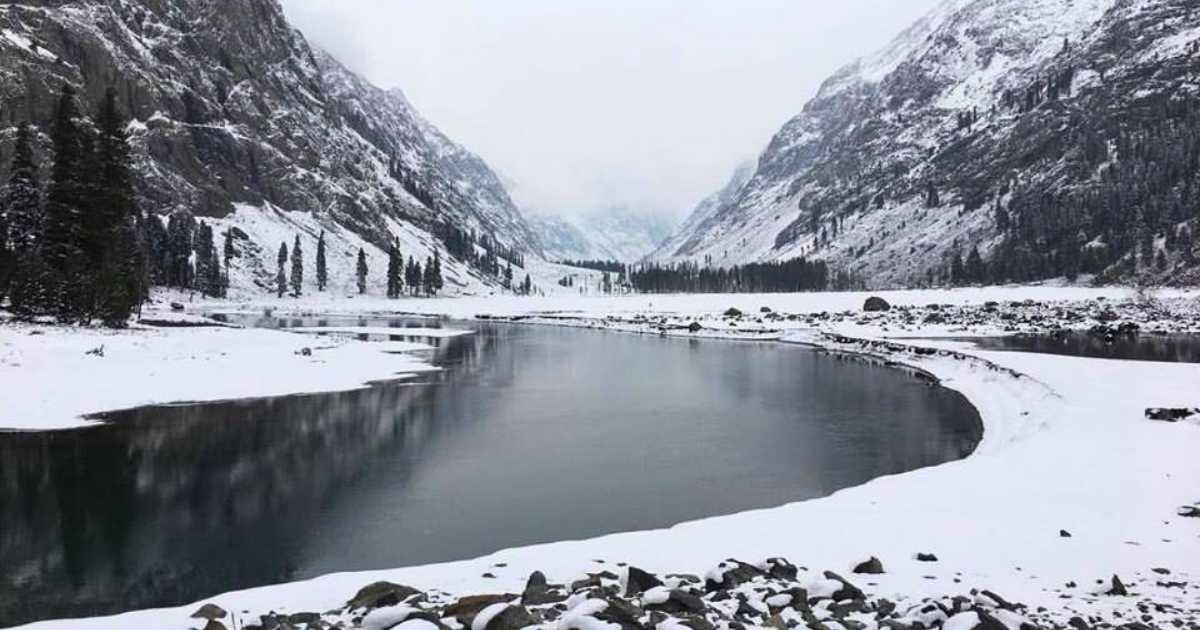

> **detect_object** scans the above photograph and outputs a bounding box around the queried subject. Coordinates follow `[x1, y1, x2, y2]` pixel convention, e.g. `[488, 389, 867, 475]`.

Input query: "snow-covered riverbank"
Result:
[5, 286, 1200, 630]
[0, 319, 442, 431]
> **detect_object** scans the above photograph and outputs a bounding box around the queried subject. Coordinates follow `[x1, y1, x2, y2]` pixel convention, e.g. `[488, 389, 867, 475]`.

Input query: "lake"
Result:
[0, 318, 981, 625]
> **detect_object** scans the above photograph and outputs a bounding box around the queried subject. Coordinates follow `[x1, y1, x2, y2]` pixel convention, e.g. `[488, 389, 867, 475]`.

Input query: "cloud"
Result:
[278, 0, 942, 219]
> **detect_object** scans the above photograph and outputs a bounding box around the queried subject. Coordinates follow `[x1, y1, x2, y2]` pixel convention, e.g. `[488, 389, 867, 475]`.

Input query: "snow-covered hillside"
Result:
[655, 0, 1200, 287]
[0, 0, 544, 295]
[529, 207, 676, 263]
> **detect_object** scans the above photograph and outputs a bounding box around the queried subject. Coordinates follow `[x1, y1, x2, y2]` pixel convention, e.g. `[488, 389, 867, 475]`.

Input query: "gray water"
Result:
[958, 332, 1200, 363]
[0, 318, 981, 626]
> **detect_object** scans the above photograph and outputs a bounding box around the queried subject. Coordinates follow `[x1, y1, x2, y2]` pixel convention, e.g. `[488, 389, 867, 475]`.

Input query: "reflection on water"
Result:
[960, 332, 1200, 363]
[0, 320, 981, 626]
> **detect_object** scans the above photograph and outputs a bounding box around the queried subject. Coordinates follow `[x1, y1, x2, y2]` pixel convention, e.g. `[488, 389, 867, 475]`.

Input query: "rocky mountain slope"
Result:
[0, 0, 543, 294]
[530, 207, 676, 263]
[652, 0, 1200, 288]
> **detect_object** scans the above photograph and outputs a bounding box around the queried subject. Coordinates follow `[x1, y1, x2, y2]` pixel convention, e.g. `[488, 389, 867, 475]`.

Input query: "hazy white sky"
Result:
[278, 1, 941, 220]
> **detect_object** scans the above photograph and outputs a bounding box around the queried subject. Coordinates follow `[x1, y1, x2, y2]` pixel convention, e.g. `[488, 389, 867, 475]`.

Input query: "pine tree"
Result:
[423, 256, 435, 295]
[386, 241, 401, 299]
[3, 123, 52, 317]
[504, 261, 513, 289]
[431, 250, 443, 294]
[42, 85, 90, 321]
[315, 230, 327, 292]
[523, 273, 531, 296]
[965, 246, 985, 285]
[290, 234, 303, 297]
[276, 241, 288, 298]
[356, 247, 368, 294]
[223, 228, 235, 266]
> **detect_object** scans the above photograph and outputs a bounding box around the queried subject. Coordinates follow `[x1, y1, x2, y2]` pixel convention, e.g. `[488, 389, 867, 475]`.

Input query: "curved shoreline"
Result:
[10, 294, 1200, 629]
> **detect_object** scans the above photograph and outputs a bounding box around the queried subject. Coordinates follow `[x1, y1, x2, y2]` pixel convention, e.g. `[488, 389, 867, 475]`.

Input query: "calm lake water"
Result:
[0, 318, 981, 626]
[959, 332, 1200, 363]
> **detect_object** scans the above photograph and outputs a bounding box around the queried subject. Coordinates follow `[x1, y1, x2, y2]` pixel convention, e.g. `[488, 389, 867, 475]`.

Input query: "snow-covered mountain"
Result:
[653, 0, 1200, 287]
[0, 0, 544, 294]
[530, 207, 676, 263]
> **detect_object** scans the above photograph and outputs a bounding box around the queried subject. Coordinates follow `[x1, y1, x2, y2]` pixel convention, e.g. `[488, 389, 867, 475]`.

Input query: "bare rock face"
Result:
[0, 0, 542, 256]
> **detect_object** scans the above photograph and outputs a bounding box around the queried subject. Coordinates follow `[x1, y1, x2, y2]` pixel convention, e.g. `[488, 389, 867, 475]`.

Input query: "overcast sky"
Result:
[278, 1, 941, 221]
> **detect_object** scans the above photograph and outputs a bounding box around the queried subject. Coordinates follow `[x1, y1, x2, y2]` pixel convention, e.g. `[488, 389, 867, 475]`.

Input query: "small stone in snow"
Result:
[916, 553, 938, 562]
[1106, 575, 1128, 596]
[852, 556, 885, 575]
[1060, 529, 1072, 538]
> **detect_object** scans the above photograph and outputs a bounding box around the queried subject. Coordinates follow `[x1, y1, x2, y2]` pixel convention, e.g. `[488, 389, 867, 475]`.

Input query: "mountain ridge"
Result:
[0, 0, 543, 294]
[653, 0, 1200, 288]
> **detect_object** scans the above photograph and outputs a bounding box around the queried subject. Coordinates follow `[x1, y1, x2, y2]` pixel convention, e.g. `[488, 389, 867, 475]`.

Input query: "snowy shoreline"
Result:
[5, 287, 1200, 630]
[0, 318, 443, 431]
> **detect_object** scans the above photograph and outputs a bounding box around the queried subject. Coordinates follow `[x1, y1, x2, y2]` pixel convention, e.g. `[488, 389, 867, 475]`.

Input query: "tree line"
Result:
[629, 258, 833, 294]
[0, 86, 144, 326]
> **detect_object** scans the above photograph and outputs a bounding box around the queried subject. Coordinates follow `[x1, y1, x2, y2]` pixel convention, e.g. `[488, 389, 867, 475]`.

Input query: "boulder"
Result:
[444, 594, 517, 620]
[1106, 575, 1128, 596]
[765, 557, 798, 581]
[480, 605, 537, 630]
[688, 321, 703, 333]
[852, 557, 885, 575]
[191, 603, 228, 621]
[915, 553, 938, 563]
[863, 297, 891, 312]
[724, 308, 744, 318]
[1145, 408, 1197, 422]
[822, 571, 865, 601]
[624, 566, 663, 597]
[347, 581, 421, 609]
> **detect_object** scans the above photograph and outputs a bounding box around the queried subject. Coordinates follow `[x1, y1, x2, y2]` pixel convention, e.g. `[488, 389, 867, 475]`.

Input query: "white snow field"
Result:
[0, 320, 440, 431]
[4, 285, 1199, 629]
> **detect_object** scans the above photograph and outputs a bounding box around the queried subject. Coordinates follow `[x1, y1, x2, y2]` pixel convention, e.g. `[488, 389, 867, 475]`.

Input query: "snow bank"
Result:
[0, 320, 438, 431]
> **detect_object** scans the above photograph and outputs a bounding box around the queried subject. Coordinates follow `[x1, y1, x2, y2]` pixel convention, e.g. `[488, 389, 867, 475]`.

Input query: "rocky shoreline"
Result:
[186, 557, 1198, 630]
[476, 295, 1200, 340]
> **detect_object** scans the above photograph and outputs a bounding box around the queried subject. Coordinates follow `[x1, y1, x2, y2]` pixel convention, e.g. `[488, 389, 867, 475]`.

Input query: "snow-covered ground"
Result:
[0, 317, 444, 431]
[4, 285, 1200, 629]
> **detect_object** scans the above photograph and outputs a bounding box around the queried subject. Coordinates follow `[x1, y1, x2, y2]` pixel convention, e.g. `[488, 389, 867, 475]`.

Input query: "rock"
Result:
[1145, 408, 1197, 422]
[445, 594, 518, 620]
[765, 557, 798, 581]
[979, 590, 1016, 611]
[192, 603, 228, 621]
[1059, 529, 1072, 538]
[852, 557, 885, 575]
[170, 302, 186, 312]
[976, 611, 1011, 630]
[863, 297, 891, 312]
[822, 571, 865, 602]
[688, 321, 703, 333]
[625, 566, 663, 597]
[202, 621, 228, 630]
[347, 581, 421, 609]
[705, 560, 767, 591]
[297, 347, 313, 357]
[480, 605, 537, 630]
[1178, 505, 1200, 518]
[1106, 575, 1128, 596]
[522, 571, 565, 605]
[724, 308, 744, 318]
[916, 553, 938, 562]
[287, 612, 321, 625]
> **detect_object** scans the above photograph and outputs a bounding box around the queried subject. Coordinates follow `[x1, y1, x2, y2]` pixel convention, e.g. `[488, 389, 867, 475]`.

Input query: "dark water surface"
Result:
[0, 318, 981, 626]
[958, 332, 1200, 363]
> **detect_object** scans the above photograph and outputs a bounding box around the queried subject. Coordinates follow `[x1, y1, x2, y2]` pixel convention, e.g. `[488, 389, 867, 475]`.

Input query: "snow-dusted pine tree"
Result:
[290, 235, 303, 297]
